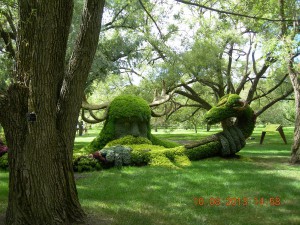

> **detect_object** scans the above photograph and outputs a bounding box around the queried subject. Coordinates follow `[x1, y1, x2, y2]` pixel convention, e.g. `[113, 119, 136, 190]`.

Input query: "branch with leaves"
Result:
[174, 0, 299, 22]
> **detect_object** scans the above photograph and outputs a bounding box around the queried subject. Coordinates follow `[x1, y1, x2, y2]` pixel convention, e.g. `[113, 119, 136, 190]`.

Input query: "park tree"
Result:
[91, 0, 299, 163]
[0, 0, 105, 224]
[98, 0, 293, 112]
[276, 0, 300, 163]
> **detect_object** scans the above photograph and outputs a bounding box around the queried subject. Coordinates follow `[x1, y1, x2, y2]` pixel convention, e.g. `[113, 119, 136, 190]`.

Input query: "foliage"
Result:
[106, 135, 152, 146]
[88, 95, 152, 151]
[257, 100, 295, 126]
[1, 128, 299, 224]
[81, 93, 256, 170]
[150, 134, 180, 148]
[74, 142, 190, 170]
[73, 156, 102, 173]
[0, 133, 6, 143]
[204, 94, 256, 139]
[185, 141, 221, 161]
[85, 0, 297, 132]
[0, 153, 8, 170]
[129, 144, 191, 168]
[100, 145, 132, 168]
[108, 94, 151, 121]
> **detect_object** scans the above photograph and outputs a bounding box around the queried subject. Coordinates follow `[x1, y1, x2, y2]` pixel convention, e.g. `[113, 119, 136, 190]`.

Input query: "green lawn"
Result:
[1, 127, 300, 225]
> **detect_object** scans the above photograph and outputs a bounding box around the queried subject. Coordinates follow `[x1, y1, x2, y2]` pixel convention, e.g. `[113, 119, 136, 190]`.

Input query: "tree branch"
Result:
[251, 73, 290, 102]
[255, 88, 294, 117]
[174, 0, 299, 22]
[103, 4, 129, 28]
[57, 0, 105, 137]
[174, 89, 212, 110]
[81, 109, 104, 124]
[247, 52, 277, 102]
[226, 42, 234, 94]
[138, 0, 163, 39]
[236, 34, 253, 94]
[0, 24, 15, 58]
[2, 9, 17, 38]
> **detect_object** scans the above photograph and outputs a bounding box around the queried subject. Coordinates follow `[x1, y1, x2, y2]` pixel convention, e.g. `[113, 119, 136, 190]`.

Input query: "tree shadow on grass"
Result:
[76, 156, 300, 225]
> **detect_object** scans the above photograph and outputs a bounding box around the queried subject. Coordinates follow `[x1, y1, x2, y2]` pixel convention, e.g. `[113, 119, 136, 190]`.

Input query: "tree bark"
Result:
[0, 1, 106, 224]
[278, 0, 300, 164]
[289, 70, 300, 164]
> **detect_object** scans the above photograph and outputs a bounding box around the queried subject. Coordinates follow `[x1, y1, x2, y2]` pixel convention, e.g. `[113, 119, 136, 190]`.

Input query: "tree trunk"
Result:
[289, 72, 300, 164]
[193, 123, 197, 133]
[0, 1, 105, 224]
[79, 121, 84, 136]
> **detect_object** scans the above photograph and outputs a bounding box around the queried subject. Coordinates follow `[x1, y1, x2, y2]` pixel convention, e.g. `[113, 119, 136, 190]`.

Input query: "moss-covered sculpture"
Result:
[88, 94, 179, 151]
[185, 94, 256, 160]
[74, 94, 256, 171]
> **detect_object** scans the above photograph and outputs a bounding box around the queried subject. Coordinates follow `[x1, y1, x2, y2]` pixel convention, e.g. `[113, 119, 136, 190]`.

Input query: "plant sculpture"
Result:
[184, 94, 256, 160]
[73, 93, 256, 171]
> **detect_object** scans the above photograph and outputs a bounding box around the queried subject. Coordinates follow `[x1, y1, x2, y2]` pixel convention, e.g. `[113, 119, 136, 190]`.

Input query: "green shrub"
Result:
[129, 144, 191, 168]
[100, 145, 132, 168]
[0, 153, 8, 170]
[0, 134, 6, 143]
[130, 144, 153, 166]
[73, 156, 102, 172]
[149, 152, 177, 168]
[173, 154, 191, 167]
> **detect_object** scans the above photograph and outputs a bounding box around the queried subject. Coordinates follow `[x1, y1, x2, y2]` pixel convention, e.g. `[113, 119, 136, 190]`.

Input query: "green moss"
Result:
[237, 107, 255, 138]
[129, 144, 190, 168]
[109, 95, 151, 121]
[173, 154, 191, 167]
[106, 135, 152, 147]
[150, 134, 180, 148]
[204, 94, 243, 125]
[87, 95, 152, 152]
[78, 93, 256, 171]
[204, 94, 255, 139]
[184, 142, 222, 161]
[149, 153, 177, 168]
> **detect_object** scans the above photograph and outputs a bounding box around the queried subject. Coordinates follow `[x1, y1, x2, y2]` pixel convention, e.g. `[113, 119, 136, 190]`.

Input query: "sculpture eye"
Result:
[216, 98, 227, 106]
[217, 101, 226, 107]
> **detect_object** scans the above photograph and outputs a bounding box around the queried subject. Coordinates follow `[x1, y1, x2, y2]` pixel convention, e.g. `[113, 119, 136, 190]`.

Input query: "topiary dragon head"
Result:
[204, 94, 252, 125]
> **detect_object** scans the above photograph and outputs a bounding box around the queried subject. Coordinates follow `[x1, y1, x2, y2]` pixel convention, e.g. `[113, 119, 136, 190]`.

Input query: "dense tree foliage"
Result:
[0, 1, 299, 223]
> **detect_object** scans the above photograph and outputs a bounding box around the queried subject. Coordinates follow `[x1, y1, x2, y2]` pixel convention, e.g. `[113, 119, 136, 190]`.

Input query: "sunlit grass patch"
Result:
[76, 158, 300, 225]
[1, 127, 300, 224]
[0, 171, 8, 213]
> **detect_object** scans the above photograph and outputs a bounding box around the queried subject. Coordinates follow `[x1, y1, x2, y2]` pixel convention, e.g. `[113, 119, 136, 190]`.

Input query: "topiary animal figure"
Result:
[184, 94, 256, 160]
[77, 94, 256, 170]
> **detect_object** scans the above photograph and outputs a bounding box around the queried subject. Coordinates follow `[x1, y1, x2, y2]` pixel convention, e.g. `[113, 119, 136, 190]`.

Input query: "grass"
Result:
[1, 127, 300, 225]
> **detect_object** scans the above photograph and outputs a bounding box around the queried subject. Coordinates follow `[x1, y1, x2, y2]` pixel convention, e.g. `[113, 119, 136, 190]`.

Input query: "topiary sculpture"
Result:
[75, 94, 256, 171]
[184, 94, 256, 160]
[86, 94, 178, 151]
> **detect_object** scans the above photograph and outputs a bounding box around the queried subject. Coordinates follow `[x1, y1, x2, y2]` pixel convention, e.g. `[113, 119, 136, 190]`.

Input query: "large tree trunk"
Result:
[289, 72, 300, 164]
[0, 1, 105, 224]
[278, 0, 300, 164]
